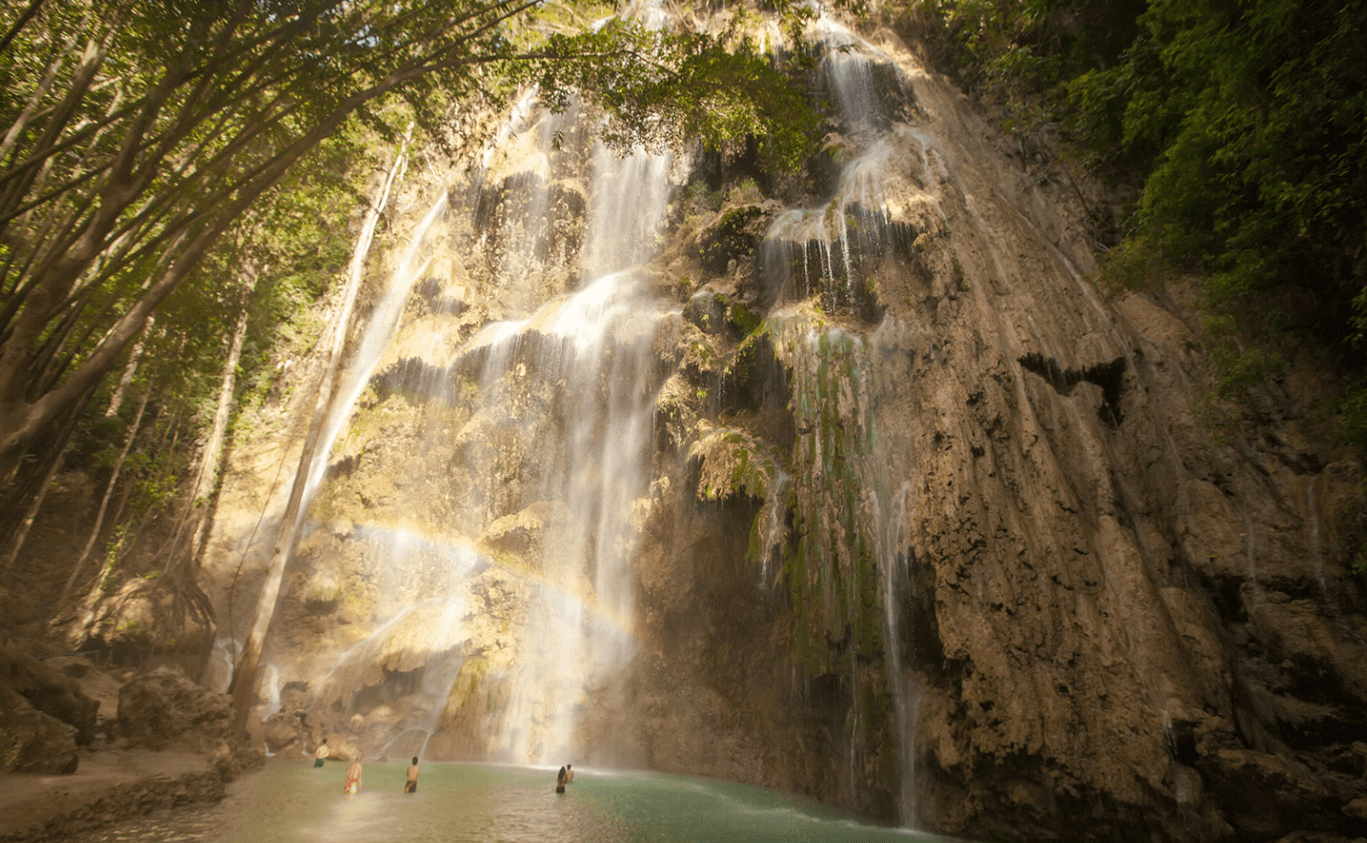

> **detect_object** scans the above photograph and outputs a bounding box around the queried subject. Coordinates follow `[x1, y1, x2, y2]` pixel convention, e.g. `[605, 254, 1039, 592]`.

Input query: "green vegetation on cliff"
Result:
[910, 0, 1367, 443]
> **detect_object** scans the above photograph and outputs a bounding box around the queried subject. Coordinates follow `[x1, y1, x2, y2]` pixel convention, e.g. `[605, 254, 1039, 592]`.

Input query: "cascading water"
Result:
[236, 3, 937, 822]
[479, 140, 675, 763]
[758, 15, 928, 826]
[289, 80, 679, 766]
[302, 190, 449, 508]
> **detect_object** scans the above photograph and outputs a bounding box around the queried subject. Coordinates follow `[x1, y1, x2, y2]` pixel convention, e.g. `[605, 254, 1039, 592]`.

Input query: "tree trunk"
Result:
[229, 131, 409, 737]
[104, 317, 151, 418]
[60, 385, 150, 620]
[0, 385, 89, 571]
[165, 289, 252, 579]
[0, 425, 68, 571]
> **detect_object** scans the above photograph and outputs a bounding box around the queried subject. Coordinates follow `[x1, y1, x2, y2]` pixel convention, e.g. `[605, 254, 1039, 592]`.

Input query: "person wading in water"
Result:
[344, 755, 363, 794]
[555, 766, 567, 794]
[405, 756, 420, 793]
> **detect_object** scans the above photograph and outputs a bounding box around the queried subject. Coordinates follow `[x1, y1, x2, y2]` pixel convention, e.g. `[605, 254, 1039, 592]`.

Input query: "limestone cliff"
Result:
[200, 9, 1367, 842]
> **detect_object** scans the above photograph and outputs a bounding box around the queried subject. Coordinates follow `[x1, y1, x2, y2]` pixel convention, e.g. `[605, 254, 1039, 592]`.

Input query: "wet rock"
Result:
[0, 686, 80, 774]
[1247, 595, 1367, 700]
[696, 204, 767, 275]
[683, 290, 729, 335]
[478, 500, 569, 559]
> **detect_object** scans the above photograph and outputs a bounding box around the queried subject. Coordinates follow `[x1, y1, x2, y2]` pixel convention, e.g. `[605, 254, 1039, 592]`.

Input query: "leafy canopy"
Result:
[0, 0, 820, 482]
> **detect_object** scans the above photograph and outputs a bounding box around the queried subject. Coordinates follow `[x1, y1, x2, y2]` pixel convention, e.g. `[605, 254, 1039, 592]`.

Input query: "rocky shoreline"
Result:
[0, 646, 263, 842]
[0, 748, 229, 842]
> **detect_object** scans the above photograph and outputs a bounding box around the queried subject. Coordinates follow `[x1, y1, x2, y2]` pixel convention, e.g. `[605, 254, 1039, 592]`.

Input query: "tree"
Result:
[228, 127, 407, 735]
[0, 0, 819, 556]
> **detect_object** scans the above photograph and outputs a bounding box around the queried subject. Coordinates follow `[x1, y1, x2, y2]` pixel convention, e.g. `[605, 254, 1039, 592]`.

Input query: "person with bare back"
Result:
[405, 756, 420, 793]
[343, 755, 363, 794]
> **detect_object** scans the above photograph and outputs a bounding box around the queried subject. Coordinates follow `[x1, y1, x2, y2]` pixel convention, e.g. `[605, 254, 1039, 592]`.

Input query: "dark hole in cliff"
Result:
[807, 671, 843, 717]
[1201, 571, 1247, 623]
[1163, 718, 1200, 765]
[693, 137, 769, 195]
[351, 666, 422, 711]
[805, 145, 841, 199]
[415, 275, 463, 316]
[1018, 352, 1128, 427]
[718, 336, 798, 453]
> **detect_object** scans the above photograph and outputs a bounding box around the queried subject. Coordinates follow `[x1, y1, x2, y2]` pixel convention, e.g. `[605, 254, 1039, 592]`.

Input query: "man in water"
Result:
[344, 755, 363, 794]
[565, 764, 574, 783]
[313, 738, 329, 768]
[405, 756, 420, 793]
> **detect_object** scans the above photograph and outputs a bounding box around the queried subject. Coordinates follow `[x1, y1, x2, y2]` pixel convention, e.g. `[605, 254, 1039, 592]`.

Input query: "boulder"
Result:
[0, 686, 79, 774]
[696, 204, 767, 275]
[0, 646, 98, 743]
[117, 666, 232, 752]
[79, 579, 211, 657]
[263, 711, 301, 753]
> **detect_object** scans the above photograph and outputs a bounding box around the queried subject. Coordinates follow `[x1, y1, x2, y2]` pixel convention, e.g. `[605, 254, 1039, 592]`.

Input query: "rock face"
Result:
[200, 8, 1367, 842]
[0, 687, 80, 775]
[0, 647, 98, 775]
[117, 668, 232, 752]
[117, 666, 259, 783]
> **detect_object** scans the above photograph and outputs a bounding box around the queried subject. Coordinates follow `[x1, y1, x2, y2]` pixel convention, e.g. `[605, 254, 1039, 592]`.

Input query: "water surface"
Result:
[89, 761, 960, 843]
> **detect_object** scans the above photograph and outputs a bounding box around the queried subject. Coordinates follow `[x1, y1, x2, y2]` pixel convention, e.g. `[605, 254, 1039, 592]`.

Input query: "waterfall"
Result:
[194, 1, 1362, 835]
[302, 192, 449, 507]
[758, 15, 928, 826]
[292, 80, 680, 764]
[484, 139, 676, 763]
[258, 1, 936, 820]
